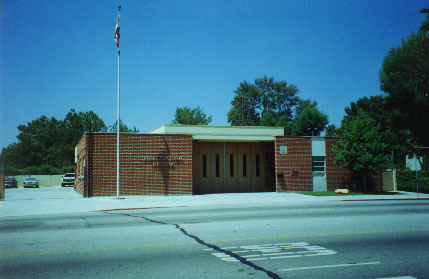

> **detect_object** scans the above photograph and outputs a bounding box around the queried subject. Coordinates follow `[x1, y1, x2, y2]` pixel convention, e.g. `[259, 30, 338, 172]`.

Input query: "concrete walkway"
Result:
[1, 187, 428, 218]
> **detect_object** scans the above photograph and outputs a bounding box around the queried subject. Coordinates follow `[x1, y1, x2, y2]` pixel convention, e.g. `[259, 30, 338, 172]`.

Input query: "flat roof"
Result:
[149, 124, 284, 142]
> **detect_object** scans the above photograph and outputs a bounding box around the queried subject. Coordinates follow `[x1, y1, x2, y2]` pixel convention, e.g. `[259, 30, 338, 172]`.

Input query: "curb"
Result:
[342, 198, 429, 201]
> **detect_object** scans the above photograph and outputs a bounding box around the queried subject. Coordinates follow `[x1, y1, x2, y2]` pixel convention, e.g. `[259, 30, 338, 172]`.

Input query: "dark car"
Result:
[5, 177, 18, 188]
[23, 177, 39, 188]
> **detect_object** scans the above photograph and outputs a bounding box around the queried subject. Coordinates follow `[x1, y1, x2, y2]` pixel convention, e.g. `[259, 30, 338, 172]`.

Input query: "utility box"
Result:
[382, 170, 397, 191]
[0, 174, 5, 200]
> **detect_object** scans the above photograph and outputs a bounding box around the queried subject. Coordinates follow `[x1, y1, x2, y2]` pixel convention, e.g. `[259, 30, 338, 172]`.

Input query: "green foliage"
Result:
[325, 124, 338, 137]
[109, 119, 139, 133]
[396, 169, 429, 193]
[291, 105, 328, 136]
[4, 165, 74, 176]
[334, 110, 389, 175]
[343, 95, 409, 164]
[227, 76, 299, 127]
[2, 109, 108, 175]
[172, 106, 212, 125]
[227, 77, 330, 136]
[64, 109, 106, 164]
[379, 15, 429, 147]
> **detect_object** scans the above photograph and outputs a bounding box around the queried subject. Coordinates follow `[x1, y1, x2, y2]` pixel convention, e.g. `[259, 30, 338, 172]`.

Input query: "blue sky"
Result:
[0, 0, 427, 149]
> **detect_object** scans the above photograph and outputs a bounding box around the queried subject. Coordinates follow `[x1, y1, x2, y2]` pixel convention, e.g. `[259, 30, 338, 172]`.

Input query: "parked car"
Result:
[23, 177, 39, 188]
[61, 173, 75, 187]
[5, 177, 18, 188]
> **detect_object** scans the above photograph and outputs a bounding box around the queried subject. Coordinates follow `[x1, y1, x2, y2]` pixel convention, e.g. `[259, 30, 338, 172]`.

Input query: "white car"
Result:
[61, 173, 75, 187]
[23, 177, 39, 188]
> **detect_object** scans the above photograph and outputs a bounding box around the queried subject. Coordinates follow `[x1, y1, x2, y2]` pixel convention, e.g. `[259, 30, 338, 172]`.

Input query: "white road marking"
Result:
[269, 255, 302, 259]
[207, 242, 337, 262]
[262, 252, 295, 256]
[243, 254, 264, 258]
[377, 277, 416, 279]
[279, 262, 380, 272]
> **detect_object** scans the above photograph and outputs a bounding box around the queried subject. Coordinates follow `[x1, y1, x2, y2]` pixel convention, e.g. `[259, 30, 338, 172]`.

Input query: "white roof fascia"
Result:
[148, 124, 283, 141]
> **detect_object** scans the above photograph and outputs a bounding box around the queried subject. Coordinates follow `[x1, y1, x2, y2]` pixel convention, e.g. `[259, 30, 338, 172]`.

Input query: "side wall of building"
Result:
[275, 137, 382, 191]
[77, 133, 193, 197]
[275, 137, 313, 191]
[75, 134, 87, 196]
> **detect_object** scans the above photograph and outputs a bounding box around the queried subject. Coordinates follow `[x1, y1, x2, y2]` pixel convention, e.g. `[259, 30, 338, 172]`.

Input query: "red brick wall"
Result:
[77, 133, 193, 197]
[275, 137, 313, 191]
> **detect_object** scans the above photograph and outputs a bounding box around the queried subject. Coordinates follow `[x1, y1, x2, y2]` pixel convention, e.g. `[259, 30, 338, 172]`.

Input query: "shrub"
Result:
[4, 165, 74, 176]
[397, 169, 429, 193]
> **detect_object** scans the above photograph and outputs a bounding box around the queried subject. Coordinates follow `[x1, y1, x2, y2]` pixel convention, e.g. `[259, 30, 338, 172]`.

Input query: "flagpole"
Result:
[116, 5, 121, 199]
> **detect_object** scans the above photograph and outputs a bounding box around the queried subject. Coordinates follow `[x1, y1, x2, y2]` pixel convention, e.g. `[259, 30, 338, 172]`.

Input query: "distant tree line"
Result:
[1, 109, 139, 175]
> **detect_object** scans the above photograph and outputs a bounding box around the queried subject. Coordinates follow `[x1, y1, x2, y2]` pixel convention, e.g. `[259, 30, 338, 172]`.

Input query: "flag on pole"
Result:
[115, 16, 120, 48]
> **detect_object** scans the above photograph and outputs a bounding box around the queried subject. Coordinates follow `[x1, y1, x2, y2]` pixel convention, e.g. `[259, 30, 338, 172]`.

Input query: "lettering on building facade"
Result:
[143, 155, 183, 167]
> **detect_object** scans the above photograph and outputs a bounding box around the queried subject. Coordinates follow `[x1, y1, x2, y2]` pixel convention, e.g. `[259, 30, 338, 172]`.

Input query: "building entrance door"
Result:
[193, 142, 275, 194]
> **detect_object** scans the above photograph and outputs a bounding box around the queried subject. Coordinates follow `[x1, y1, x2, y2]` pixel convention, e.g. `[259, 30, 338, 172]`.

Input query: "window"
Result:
[243, 154, 247, 177]
[230, 154, 234, 177]
[215, 154, 220, 177]
[312, 156, 325, 172]
[256, 154, 260, 177]
[202, 154, 207, 177]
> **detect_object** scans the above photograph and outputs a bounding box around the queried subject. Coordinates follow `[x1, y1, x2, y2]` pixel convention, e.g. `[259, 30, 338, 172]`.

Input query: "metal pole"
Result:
[116, 6, 121, 199]
[224, 142, 226, 192]
[412, 146, 429, 198]
[415, 156, 418, 198]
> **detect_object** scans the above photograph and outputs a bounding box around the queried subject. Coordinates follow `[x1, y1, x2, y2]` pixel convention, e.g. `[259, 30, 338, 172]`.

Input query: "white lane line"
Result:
[243, 254, 265, 258]
[248, 257, 268, 261]
[262, 252, 295, 256]
[270, 255, 302, 259]
[280, 262, 380, 272]
[377, 277, 416, 279]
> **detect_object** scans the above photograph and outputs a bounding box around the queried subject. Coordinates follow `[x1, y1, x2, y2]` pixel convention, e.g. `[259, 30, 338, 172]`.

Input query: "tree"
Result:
[291, 103, 328, 136]
[227, 76, 299, 127]
[343, 96, 408, 165]
[2, 109, 106, 174]
[325, 124, 339, 137]
[3, 115, 67, 169]
[379, 15, 429, 147]
[63, 109, 106, 163]
[172, 106, 212, 125]
[333, 110, 389, 191]
[109, 119, 140, 133]
[294, 99, 317, 116]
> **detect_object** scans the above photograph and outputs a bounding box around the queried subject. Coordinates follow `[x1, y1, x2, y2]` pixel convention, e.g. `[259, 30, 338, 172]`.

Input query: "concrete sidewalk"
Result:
[1, 187, 428, 218]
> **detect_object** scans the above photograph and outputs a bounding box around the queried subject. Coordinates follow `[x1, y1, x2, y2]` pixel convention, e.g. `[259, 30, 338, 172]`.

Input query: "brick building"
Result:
[74, 125, 381, 197]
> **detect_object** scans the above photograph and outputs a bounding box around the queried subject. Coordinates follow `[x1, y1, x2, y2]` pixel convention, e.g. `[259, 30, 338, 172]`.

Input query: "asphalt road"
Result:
[1, 200, 428, 279]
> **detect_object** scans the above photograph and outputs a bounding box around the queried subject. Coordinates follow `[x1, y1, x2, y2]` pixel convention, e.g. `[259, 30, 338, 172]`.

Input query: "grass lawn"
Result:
[296, 191, 404, 196]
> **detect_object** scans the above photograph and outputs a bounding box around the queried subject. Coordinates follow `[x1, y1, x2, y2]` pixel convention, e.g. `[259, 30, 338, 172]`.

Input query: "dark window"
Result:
[312, 156, 325, 172]
[230, 154, 234, 177]
[215, 154, 220, 177]
[256, 154, 260, 177]
[243, 154, 247, 177]
[202, 154, 207, 177]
